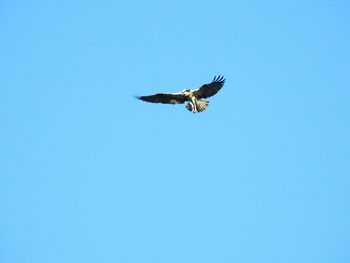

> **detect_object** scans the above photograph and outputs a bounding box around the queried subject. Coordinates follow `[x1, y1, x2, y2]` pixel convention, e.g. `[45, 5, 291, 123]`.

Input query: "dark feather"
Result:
[136, 93, 187, 104]
[192, 75, 225, 99]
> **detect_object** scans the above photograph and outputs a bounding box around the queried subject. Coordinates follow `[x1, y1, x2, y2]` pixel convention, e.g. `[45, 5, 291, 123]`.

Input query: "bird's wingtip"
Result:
[212, 75, 225, 83]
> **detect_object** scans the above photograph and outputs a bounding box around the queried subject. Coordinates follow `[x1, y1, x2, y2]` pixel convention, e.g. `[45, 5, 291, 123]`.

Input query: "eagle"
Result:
[136, 75, 225, 113]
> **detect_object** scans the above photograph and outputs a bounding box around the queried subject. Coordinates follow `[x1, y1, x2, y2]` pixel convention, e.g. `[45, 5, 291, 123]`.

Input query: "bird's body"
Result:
[136, 75, 225, 113]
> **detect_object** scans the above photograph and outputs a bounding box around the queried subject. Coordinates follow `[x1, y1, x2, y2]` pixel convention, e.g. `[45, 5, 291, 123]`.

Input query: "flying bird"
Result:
[136, 75, 225, 113]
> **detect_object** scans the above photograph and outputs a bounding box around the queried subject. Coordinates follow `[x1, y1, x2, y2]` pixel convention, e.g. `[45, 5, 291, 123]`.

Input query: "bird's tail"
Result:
[186, 100, 209, 113]
[196, 100, 209, 112]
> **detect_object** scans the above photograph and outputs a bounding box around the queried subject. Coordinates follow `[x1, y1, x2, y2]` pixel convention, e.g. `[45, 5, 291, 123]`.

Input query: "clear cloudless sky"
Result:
[1, 0, 349, 262]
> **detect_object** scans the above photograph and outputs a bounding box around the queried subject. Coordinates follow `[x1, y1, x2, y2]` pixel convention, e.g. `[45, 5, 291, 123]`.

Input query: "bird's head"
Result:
[181, 89, 192, 96]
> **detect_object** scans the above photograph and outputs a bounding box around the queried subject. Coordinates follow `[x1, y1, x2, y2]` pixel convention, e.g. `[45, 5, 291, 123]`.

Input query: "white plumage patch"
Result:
[186, 100, 209, 113]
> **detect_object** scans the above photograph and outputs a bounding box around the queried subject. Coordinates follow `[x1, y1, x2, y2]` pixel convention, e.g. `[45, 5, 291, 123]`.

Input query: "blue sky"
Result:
[1, 0, 350, 262]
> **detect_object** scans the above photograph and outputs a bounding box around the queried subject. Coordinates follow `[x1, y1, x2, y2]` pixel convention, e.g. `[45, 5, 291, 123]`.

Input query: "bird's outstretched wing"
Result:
[136, 92, 187, 104]
[192, 75, 225, 99]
